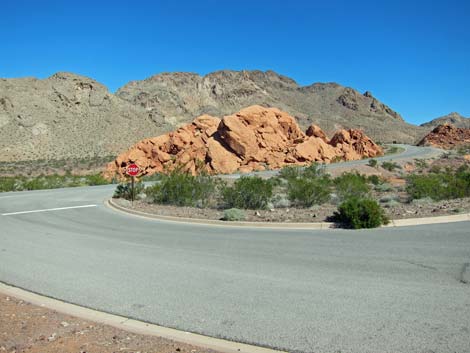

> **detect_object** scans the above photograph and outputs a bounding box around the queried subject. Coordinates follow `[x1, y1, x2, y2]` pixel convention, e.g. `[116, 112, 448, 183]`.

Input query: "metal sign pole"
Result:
[131, 175, 135, 206]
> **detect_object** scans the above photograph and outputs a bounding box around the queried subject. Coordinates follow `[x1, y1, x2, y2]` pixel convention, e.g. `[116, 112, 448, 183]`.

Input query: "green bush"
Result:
[222, 176, 273, 209]
[84, 174, 109, 185]
[375, 182, 394, 192]
[287, 176, 331, 207]
[381, 161, 401, 171]
[0, 177, 17, 192]
[367, 159, 378, 168]
[0, 173, 112, 193]
[334, 197, 389, 229]
[146, 170, 221, 207]
[302, 163, 327, 179]
[278, 165, 302, 181]
[282, 163, 332, 207]
[406, 165, 470, 201]
[334, 172, 370, 201]
[222, 208, 246, 221]
[113, 182, 145, 200]
[367, 174, 382, 186]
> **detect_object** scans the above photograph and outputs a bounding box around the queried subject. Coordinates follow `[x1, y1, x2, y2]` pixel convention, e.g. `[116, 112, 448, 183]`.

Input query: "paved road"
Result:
[1, 146, 470, 353]
[228, 144, 443, 179]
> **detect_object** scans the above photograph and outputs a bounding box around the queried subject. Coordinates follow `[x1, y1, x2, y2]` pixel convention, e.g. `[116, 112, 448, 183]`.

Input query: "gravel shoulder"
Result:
[0, 294, 220, 353]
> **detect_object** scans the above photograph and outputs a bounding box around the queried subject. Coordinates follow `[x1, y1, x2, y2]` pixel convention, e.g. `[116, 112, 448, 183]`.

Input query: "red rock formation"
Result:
[105, 105, 383, 178]
[418, 124, 470, 149]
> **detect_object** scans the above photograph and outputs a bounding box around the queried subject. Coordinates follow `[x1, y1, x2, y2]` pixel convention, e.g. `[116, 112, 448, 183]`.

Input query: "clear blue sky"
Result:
[1, 0, 469, 125]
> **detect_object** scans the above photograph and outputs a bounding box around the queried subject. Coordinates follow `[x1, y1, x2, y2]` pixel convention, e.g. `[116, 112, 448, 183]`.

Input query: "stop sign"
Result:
[126, 163, 140, 176]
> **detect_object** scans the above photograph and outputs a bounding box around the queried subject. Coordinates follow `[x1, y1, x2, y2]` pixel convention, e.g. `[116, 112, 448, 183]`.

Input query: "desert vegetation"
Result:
[0, 173, 110, 192]
[113, 162, 399, 228]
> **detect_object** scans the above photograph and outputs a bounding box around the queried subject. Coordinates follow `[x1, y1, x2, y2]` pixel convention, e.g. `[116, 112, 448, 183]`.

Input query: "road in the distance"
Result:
[229, 144, 443, 179]
[1, 145, 469, 353]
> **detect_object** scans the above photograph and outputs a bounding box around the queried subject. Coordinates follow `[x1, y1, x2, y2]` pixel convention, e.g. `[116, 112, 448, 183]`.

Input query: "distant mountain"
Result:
[0, 70, 427, 162]
[117, 70, 425, 144]
[0, 73, 163, 162]
[420, 112, 470, 130]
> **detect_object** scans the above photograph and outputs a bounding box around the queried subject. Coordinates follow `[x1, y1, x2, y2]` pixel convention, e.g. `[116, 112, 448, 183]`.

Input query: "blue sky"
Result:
[1, 0, 469, 125]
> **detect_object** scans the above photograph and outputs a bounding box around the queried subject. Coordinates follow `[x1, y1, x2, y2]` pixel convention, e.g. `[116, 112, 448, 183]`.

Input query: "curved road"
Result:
[1, 146, 470, 353]
[230, 144, 443, 178]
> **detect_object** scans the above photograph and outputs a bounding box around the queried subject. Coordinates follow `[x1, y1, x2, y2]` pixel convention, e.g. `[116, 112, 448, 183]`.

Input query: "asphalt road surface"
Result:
[1, 146, 470, 353]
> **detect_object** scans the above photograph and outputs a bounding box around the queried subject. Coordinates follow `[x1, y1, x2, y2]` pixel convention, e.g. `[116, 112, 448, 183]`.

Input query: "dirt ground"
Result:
[0, 294, 220, 353]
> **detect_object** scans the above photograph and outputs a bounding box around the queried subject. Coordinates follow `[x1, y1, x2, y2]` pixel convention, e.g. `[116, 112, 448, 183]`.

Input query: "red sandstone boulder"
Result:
[104, 105, 383, 179]
[418, 124, 470, 149]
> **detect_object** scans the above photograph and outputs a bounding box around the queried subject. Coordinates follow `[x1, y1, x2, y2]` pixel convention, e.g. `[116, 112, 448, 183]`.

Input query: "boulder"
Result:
[104, 105, 383, 179]
[418, 124, 470, 149]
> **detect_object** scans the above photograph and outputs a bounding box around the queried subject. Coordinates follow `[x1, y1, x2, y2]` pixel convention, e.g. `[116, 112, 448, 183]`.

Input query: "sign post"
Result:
[125, 163, 141, 205]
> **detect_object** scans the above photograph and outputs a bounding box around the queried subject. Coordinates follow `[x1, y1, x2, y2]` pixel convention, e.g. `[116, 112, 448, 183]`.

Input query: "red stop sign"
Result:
[126, 163, 140, 176]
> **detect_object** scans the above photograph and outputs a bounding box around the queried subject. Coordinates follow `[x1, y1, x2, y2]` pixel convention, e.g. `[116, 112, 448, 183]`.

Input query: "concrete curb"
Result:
[0, 282, 286, 353]
[107, 198, 470, 229]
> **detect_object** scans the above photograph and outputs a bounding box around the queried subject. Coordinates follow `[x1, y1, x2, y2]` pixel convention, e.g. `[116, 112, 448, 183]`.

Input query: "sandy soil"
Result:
[0, 294, 220, 353]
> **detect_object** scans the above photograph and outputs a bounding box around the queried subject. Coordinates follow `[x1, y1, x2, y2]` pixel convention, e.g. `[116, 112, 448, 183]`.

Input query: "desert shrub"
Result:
[84, 174, 109, 185]
[367, 174, 382, 185]
[457, 145, 470, 155]
[382, 199, 400, 208]
[271, 193, 291, 208]
[367, 159, 378, 168]
[406, 165, 470, 201]
[222, 176, 273, 209]
[146, 170, 221, 207]
[410, 197, 434, 206]
[381, 161, 401, 171]
[278, 165, 302, 181]
[287, 176, 331, 207]
[379, 194, 400, 203]
[0, 177, 17, 192]
[222, 208, 246, 221]
[414, 158, 428, 171]
[113, 181, 145, 200]
[283, 163, 332, 207]
[333, 197, 389, 229]
[334, 172, 370, 201]
[302, 163, 327, 179]
[0, 173, 112, 193]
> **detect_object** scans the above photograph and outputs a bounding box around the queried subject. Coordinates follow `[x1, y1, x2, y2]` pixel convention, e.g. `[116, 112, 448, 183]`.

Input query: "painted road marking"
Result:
[1, 204, 97, 216]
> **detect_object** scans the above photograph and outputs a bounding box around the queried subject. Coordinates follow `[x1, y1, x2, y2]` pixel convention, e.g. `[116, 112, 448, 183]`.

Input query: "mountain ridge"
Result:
[420, 112, 470, 129]
[0, 69, 428, 162]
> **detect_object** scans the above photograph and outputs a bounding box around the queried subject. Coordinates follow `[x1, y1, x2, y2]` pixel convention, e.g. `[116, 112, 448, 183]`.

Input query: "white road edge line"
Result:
[1, 204, 97, 216]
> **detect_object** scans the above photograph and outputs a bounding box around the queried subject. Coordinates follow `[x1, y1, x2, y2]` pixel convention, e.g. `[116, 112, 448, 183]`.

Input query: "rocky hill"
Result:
[105, 105, 382, 177]
[420, 112, 470, 130]
[0, 70, 426, 163]
[117, 70, 425, 144]
[418, 124, 470, 149]
[0, 73, 163, 162]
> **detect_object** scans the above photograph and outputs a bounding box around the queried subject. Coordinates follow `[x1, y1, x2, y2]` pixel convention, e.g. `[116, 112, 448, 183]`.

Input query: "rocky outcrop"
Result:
[105, 106, 383, 178]
[420, 112, 470, 130]
[418, 124, 470, 149]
